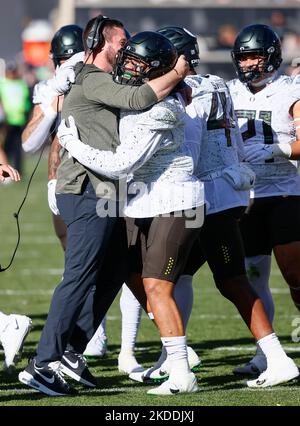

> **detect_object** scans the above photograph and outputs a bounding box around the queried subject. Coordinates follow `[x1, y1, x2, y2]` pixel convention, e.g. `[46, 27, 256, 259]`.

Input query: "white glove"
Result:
[47, 179, 60, 215]
[57, 116, 80, 149]
[48, 51, 85, 95]
[47, 51, 83, 95]
[245, 143, 292, 162]
[32, 81, 55, 106]
[222, 163, 256, 190]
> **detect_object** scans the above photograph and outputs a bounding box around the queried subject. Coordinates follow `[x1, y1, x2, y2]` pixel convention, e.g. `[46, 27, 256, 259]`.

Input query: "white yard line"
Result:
[0, 386, 139, 395]
[214, 346, 300, 352]
[0, 289, 54, 295]
[19, 268, 64, 275]
[3, 236, 58, 244]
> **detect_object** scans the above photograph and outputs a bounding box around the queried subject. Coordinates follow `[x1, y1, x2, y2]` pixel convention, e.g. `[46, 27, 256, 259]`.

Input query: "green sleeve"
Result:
[82, 71, 158, 111]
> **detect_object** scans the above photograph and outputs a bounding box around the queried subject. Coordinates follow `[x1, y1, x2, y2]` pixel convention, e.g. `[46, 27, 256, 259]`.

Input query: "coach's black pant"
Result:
[68, 218, 129, 353]
[35, 181, 127, 365]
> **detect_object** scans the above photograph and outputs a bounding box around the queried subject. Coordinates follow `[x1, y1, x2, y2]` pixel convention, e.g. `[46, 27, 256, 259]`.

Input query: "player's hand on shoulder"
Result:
[47, 52, 84, 95]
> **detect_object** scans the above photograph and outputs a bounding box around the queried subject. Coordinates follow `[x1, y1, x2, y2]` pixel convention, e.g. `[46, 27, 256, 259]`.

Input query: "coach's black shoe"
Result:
[18, 359, 76, 396]
[61, 350, 97, 387]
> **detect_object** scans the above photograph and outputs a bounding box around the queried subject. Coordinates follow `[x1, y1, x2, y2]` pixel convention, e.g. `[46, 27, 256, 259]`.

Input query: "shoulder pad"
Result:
[147, 99, 180, 130]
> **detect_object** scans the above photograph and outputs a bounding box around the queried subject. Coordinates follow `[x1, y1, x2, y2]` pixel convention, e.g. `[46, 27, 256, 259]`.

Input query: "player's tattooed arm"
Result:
[22, 104, 45, 144]
[22, 97, 62, 153]
[48, 136, 61, 180]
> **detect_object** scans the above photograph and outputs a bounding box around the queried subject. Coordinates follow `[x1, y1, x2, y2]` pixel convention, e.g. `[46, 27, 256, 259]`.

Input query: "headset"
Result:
[86, 15, 111, 52]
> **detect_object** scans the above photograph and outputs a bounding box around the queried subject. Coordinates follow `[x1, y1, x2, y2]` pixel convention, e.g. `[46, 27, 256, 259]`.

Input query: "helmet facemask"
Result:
[113, 31, 177, 86]
[231, 24, 282, 85]
[113, 50, 149, 85]
[232, 47, 277, 84]
[113, 49, 172, 86]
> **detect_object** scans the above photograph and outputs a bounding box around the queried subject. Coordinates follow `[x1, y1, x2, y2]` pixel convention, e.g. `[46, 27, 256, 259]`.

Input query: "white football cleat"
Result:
[0, 315, 32, 369]
[129, 345, 201, 384]
[83, 336, 108, 359]
[233, 354, 267, 375]
[247, 357, 299, 388]
[147, 372, 199, 395]
[156, 346, 201, 374]
[118, 351, 144, 374]
[129, 365, 169, 384]
[187, 346, 202, 372]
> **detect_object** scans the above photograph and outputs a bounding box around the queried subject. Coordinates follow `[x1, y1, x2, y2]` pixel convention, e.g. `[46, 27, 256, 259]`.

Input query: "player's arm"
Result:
[22, 100, 58, 153]
[48, 136, 61, 181]
[245, 100, 300, 162]
[47, 135, 61, 216]
[57, 115, 166, 179]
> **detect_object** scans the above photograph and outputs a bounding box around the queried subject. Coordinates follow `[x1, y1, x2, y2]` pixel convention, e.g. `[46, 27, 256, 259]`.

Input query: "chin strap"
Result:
[250, 71, 278, 88]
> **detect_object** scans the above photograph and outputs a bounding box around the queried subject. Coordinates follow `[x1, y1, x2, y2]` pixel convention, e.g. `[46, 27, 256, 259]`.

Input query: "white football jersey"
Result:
[120, 95, 204, 218]
[228, 74, 300, 198]
[185, 74, 249, 214]
[64, 94, 204, 217]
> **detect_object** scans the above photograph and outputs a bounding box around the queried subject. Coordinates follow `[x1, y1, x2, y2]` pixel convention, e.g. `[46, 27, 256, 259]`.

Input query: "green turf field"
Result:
[0, 156, 299, 406]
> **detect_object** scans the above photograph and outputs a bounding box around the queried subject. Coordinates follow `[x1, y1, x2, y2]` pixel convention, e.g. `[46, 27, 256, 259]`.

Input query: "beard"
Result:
[105, 46, 118, 69]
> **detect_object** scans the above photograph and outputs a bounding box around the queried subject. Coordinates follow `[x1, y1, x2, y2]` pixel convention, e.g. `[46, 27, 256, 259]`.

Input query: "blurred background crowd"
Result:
[1, 0, 300, 173]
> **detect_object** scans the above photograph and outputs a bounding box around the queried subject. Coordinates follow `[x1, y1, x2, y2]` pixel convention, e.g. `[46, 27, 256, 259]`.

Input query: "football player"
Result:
[130, 25, 298, 389]
[57, 30, 203, 395]
[228, 24, 300, 380]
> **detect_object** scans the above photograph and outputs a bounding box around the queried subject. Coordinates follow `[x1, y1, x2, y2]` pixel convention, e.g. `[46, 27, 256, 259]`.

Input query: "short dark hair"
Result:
[83, 17, 124, 52]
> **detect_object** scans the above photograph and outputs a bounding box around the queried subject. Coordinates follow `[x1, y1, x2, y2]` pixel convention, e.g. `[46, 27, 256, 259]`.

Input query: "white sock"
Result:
[88, 316, 107, 346]
[257, 333, 288, 363]
[97, 316, 107, 340]
[245, 255, 274, 323]
[174, 275, 194, 329]
[161, 336, 190, 375]
[120, 283, 142, 354]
